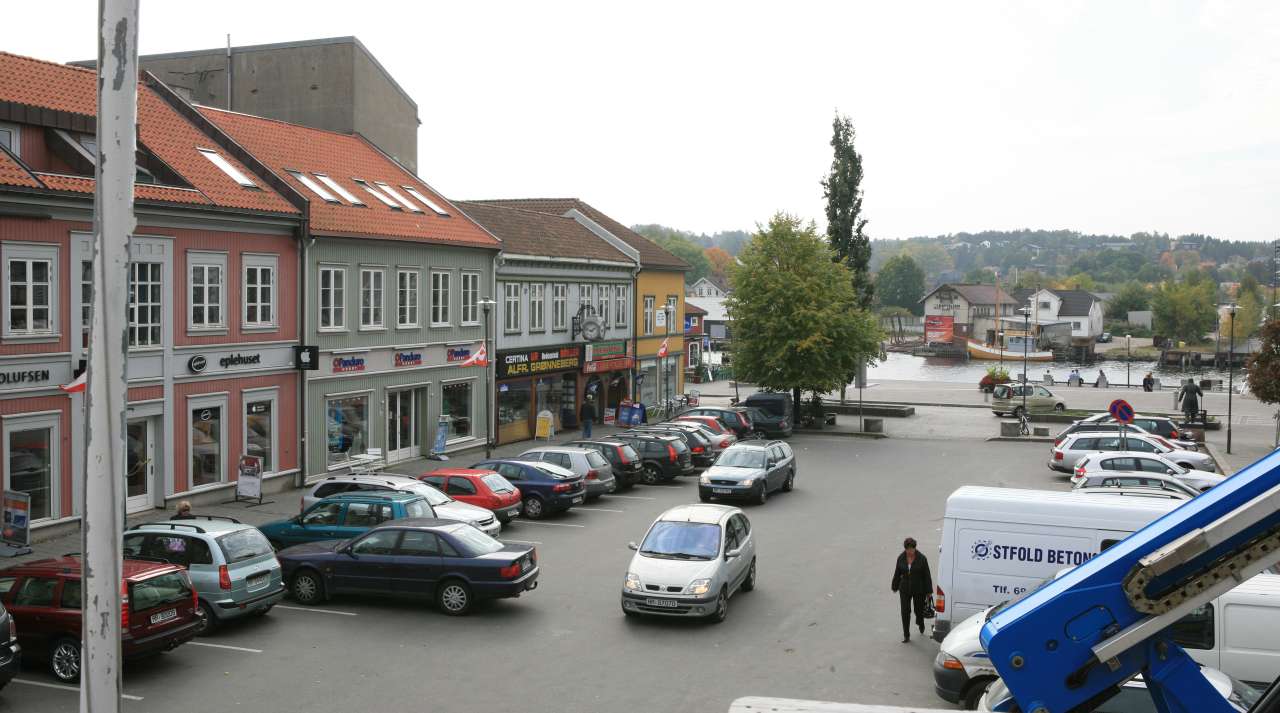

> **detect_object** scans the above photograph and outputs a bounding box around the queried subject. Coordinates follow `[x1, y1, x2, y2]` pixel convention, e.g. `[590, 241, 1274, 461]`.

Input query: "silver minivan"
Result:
[621, 504, 756, 622]
[518, 447, 616, 500]
[123, 516, 284, 634]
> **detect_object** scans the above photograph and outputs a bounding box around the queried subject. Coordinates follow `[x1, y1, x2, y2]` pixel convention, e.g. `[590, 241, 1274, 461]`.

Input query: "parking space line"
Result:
[188, 641, 263, 653]
[13, 679, 144, 701]
[275, 604, 359, 616]
[517, 520, 586, 528]
[605, 495, 656, 500]
[573, 507, 625, 513]
[500, 538, 543, 545]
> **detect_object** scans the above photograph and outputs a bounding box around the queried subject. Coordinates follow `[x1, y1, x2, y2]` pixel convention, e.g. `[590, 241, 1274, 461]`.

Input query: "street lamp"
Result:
[478, 298, 497, 459]
[663, 304, 675, 409]
[1018, 306, 1030, 415]
[1227, 302, 1238, 454]
[1126, 334, 1132, 389]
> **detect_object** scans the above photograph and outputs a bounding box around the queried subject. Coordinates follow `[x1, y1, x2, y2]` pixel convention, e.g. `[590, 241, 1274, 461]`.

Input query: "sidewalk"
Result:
[6, 422, 641, 567]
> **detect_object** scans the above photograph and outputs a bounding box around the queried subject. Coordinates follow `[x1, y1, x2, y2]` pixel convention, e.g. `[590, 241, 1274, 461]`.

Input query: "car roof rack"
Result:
[128, 522, 207, 534]
[182, 515, 242, 524]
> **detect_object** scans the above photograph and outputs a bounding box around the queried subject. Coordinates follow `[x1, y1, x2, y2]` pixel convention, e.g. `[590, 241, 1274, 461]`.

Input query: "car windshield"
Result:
[481, 474, 515, 493]
[717, 449, 765, 468]
[408, 482, 451, 505]
[618, 445, 640, 461]
[448, 525, 504, 557]
[586, 451, 609, 468]
[639, 521, 720, 560]
[129, 571, 192, 612]
[532, 463, 573, 479]
[403, 499, 432, 519]
[217, 528, 273, 563]
[1229, 674, 1262, 709]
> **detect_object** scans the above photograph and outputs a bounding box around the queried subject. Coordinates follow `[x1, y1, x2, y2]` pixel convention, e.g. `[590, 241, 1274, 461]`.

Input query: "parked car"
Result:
[604, 432, 694, 483]
[1058, 416, 1197, 451]
[468, 460, 586, 519]
[124, 516, 284, 634]
[678, 406, 754, 439]
[741, 392, 793, 438]
[980, 668, 1258, 712]
[672, 415, 740, 448]
[0, 556, 199, 682]
[302, 473, 501, 535]
[260, 491, 438, 549]
[278, 519, 538, 616]
[621, 504, 756, 622]
[1070, 451, 1224, 490]
[416, 468, 522, 523]
[991, 383, 1066, 417]
[1075, 412, 1191, 443]
[1071, 471, 1203, 498]
[0, 601, 19, 691]
[562, 439, 645, 488]
[1097, 332, 1113, 343]
[1049, 431, 1216, 473]
[626, 424, 716, 467]
[517, 446, 616, 500]
[698, 440, 796, 505]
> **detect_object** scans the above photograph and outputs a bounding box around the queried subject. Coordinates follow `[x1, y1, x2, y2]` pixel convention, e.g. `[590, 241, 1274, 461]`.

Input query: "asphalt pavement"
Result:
[8, 435, 1064, 713]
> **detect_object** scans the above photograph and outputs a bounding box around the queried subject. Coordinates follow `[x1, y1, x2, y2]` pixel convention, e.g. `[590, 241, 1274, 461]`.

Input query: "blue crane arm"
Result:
[980, 448, 1280, 713]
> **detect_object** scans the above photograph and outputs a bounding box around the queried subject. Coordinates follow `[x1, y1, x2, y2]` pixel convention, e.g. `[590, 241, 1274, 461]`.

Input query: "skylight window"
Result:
[314, 174, 364, 206]
[352, 179, 401, 210]
[198, 148, 257, 188]
[401, 186, 450, 216]
[374, 182, 423, 213]
[287, 169, 340, 204]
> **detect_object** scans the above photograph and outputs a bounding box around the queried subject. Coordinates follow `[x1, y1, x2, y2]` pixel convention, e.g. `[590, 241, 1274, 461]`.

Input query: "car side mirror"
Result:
[341, 545, 356, 557]
[1167, 469, 1177, 476]
[628, 541, 639, 551]
[725, 547, 741, 560]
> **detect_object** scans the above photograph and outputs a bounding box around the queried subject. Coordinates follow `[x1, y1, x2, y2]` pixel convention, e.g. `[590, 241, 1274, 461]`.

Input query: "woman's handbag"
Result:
[923, 598, 936, 619]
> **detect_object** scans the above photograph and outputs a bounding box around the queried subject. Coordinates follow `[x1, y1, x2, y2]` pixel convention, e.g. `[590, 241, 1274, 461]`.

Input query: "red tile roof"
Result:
[36, 173, 213, 205]
[469, 198, 689, 270]
[199, 107, 499, 249]
[0, 149, 41, 188]
[456, 202, 631, 262]
[0, 51, 297, 215]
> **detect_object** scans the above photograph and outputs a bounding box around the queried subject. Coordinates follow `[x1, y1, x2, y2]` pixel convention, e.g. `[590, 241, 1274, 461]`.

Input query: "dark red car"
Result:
[0, 557, 200, 683]
[418, 468, 523, 524]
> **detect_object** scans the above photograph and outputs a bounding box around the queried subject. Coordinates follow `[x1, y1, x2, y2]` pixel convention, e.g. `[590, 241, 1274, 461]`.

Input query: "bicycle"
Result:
[1017, 410, 1031, 436]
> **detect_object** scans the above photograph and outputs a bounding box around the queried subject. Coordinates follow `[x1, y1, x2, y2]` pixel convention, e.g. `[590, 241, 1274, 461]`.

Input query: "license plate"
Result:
[248, 573, 269, 589]
[713, 488, 733, 494]
[150, 608, 177, 624]
[571, 496, 584, 504]
[645, 598, 680, 608]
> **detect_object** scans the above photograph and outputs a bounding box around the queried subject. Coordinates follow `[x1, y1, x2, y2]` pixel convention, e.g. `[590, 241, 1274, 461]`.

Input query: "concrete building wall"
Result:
[351, 47, 418, 171]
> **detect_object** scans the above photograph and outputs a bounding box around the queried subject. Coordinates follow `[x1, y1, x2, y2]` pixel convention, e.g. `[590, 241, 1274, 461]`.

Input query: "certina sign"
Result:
[969, 538, 1095, 566]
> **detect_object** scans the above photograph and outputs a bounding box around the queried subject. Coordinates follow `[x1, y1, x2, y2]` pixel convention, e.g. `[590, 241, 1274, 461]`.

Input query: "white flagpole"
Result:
[84, 2, 139, 711]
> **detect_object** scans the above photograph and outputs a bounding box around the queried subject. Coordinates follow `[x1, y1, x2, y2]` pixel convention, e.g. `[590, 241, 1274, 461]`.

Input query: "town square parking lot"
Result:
[9, 436, 1065, 713]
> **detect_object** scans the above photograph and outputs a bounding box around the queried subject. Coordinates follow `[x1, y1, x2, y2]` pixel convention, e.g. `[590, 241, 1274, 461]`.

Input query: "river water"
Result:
[869, 352, 1238, 387]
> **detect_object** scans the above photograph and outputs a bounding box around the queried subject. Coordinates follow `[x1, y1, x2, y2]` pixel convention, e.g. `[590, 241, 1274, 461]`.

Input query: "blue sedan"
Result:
[470, 459, 587, 519]
[276, 518, 538, 615]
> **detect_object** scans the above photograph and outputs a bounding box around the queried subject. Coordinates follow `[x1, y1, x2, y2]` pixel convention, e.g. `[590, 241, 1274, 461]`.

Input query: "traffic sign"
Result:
[1109, 398, 1135, 425]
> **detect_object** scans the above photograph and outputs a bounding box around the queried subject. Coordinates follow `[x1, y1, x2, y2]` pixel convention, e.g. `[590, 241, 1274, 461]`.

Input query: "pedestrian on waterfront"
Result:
[891, 536, 933, 643]
[1094, 370, 1108, 388]
[1180, 379, 1203, 423]
[1068, 369, 1082, 387]
[580, 395, 596, 438]
[173, 500, 193, 519]
[1142, 373, 1155, 392]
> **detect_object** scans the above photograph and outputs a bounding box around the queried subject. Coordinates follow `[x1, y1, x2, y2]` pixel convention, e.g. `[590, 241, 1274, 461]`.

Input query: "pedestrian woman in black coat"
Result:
[891, 536, 933, 643]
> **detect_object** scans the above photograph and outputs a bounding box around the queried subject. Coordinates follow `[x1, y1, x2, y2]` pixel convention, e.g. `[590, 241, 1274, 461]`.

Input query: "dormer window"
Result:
[287, 169, 340, 204]
[401, 186, 450, 216]
[314, 174, 364, 206]
[374, 182, 422, 213]
[197, 148, 257, 188]
[352, 178, 401, 210]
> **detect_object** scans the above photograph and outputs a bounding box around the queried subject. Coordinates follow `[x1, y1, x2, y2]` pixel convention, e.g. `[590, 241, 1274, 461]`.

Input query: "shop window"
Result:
[6, 425, 54, 520]
[3, 242, 59, 338]
[188, 254, 225, 330]
[129, 262, 163, 347]
[319, 266, 346, 330]
[245, 396, 275, 473]
[552, 283, 568, 330]
[243, 255, 277, 328]
[442, 382, 473, 441]
[361, 268, 385, 329]
[190, 405, 224, 487]
[461, 272, 480, 325]
[327, 394, 369, 467]
[498, 380, 532, 442]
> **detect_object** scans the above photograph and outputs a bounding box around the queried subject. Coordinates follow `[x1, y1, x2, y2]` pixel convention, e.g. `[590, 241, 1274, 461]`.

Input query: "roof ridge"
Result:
[457, 200, 583, 224]
[0, 50, 98, 77]
[197, 104, 366, 142]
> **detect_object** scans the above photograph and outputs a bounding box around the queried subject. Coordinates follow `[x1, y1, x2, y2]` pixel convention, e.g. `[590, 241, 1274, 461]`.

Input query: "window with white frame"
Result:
[461, 272, 480, 325]
[397, 269, 419, 327]
[643, 295, 655, 335]
[579, 284, 594, 317]
[529, 283, 545, 332]
[80, 260, 92, 336]
[243, 254, 277, 328]
[504, 282, 521, 333]
[319, 266, 345, 330]
[189, 398, 226, 487]
[244, 391, 277, 473]
[4, 414, 60, 521]
[0, 122, 19, 157]
[688, 341, 700, 368]
[552, 283, 568, 331]
[129, 262, 162, 347]
[360, 268, 385, 329]
[614, 284, 628, 327]
[431, 271, 451, 326]
[4, 244, 57, 337]
[188, 252, 225, 330]
[598, 285, 611, 327]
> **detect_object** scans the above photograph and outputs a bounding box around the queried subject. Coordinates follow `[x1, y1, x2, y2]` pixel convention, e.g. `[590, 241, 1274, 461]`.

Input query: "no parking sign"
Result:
[1109, 398, 1135, 424]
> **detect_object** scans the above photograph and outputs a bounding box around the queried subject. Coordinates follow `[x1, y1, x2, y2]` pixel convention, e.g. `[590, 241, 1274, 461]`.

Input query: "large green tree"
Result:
[650, 234, 711, 284]
[1151, 278, 1217, 343]
[822, 113, 872, 308]
[1107, 281, 1152, 320]
[1246, 320, 1280, 407]
[728, 213, 882, 416]
[876, 253, 926, 314]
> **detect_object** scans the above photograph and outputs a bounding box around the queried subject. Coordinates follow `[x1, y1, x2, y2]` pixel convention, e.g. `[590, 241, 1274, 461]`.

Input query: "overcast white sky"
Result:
[5, 1, 1278, 242]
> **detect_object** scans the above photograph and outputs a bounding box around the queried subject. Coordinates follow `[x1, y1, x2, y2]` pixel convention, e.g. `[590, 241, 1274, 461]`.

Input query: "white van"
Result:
[935, 573, 1280, 708]
[932, 486, 1179, 642]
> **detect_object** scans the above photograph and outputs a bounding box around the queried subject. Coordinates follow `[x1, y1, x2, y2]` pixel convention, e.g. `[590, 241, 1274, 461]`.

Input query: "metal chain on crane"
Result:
[1122, 524, 1280, 615]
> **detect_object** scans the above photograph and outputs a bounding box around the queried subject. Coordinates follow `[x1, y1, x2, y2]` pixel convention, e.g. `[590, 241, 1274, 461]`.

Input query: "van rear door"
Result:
[1220, 596, 1280, 687]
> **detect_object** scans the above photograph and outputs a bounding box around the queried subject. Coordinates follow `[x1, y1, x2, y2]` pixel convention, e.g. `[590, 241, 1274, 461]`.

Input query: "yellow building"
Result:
[468, 198, 689, 407]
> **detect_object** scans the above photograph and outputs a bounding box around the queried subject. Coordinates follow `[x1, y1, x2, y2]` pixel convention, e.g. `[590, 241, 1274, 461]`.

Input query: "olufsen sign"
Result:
[0, 359, 71, 393]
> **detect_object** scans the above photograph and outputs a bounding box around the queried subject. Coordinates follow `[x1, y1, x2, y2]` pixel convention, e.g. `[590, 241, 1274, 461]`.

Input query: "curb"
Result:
[1200, 441, 1227, 475]
[794, 430, 889, 439]
[986, 436, 1056, 443]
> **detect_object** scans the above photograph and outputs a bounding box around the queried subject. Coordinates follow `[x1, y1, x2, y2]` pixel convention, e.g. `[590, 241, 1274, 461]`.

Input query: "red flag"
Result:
[461, 343, 488, 367]
[656, 338, 669, 358]
[60, 371, 87, 393]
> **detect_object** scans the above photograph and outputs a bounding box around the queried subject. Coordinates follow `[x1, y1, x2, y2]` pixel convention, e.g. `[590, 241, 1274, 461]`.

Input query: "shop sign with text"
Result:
[497, 346, 582, 378]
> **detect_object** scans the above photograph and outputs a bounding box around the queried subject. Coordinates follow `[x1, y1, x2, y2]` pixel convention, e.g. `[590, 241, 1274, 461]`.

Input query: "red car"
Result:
[418, 468, 523, 524]
[0, 556, 200, 683]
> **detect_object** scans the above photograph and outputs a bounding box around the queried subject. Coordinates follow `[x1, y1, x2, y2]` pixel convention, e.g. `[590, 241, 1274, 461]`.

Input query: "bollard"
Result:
[1033, 426, 1050, 437]
[863, 418, 884, 433]
[1001, 421, 1021, 437]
